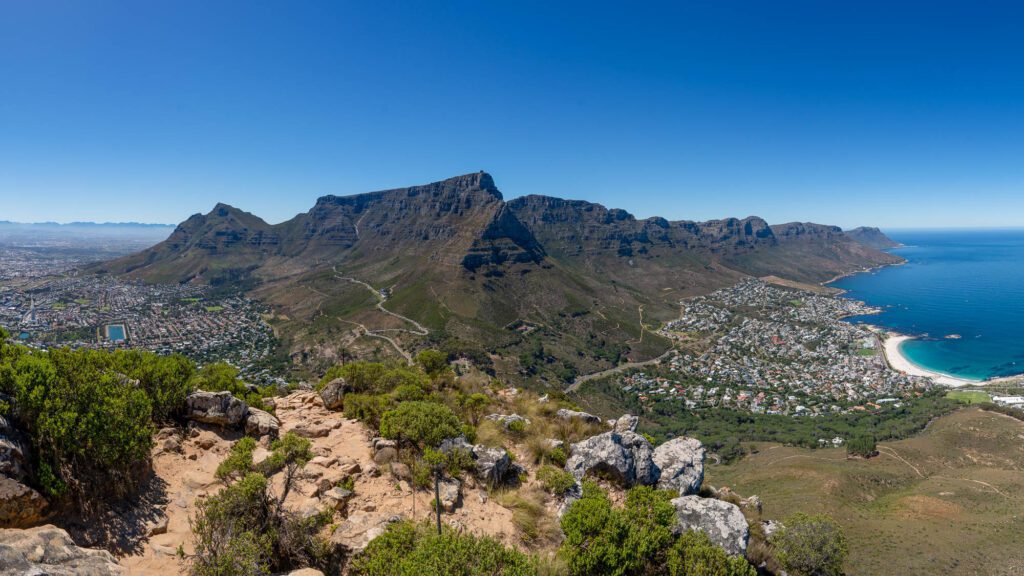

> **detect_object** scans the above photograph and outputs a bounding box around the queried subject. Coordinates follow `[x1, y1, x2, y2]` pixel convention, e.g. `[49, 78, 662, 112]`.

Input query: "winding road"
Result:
[331, 265, 429, 362]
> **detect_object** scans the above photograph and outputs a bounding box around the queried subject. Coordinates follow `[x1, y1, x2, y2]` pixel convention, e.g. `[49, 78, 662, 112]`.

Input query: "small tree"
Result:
[415, 349, 449, 377]
[770, 512, 848, 576]
[846, 435, 877, 458]
[379, 401, 462, 450]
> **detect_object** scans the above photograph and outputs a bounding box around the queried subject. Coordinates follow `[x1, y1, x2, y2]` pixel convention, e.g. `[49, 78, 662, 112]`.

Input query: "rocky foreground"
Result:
[1, 387, 766, 575]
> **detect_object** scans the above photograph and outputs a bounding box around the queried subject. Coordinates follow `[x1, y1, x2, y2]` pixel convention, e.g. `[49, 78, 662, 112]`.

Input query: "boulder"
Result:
[484, 413, 530, 430]
[670, 496, 749, 556]
[652, 437, 706, 495]
[390, 462, 412, 481]
[439, 437, 514, 487]
[556, 408, 601, 424]
[438, 478, 461, 512]
[471, 445, 513, 487]
[612, 414, 639, 433]
[284, 569, 326, 576]
[373, 447, 398, 465]
[322, 487, 354, 511]
[565, 430, 657, 486]
[0, 477, 49, 528]
[0, 524, 124, 575]
[244, 407, 280, 438]
[319, 377, 349, 411]
[185, 391, 248, 427]
[331, 516, 387, 555]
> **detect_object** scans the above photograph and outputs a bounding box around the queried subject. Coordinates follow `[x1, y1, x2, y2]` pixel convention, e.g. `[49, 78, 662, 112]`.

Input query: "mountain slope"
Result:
[846, 226, 902, 250]
[94, 172, 902, 385]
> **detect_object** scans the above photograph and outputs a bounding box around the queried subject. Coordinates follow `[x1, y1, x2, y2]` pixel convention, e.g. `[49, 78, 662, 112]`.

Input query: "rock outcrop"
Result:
[439, 437, 515, 487]
[556, 408, 601, 424]
[484, 414, 530, 430]
[564, 429, 657, 486]
[185, 391, 248, 427]
[0, 524, 124, 575]
[611, 414, 639, 433]
[670, 496, 749, 556]
[244, 407, 280, 438]
[0, 406, 49, 529]
[319, 377, 349, 411]
[652, 437, 705, 495]
[0, 478, 49, 529]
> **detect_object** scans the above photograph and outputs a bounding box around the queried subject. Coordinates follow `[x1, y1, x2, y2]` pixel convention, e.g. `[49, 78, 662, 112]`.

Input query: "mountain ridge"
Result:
[93, 172, 903, 384]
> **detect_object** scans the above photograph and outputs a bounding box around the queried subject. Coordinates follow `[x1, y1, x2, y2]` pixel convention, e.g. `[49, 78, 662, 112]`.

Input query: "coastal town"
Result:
[613, 279, 936, 416]
[0, 247, 283, 387]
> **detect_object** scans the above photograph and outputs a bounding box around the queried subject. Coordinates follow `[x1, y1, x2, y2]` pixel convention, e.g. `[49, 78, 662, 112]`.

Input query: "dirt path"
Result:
[121, 391, 521, 575]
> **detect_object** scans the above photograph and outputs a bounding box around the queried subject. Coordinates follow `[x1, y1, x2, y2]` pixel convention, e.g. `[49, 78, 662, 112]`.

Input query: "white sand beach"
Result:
[881, 334, 978, 387]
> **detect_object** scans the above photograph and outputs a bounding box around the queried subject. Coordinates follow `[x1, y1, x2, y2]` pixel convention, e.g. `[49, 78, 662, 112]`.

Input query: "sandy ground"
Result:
[120, 391, 525, 575]
[882, 334, 977, 387]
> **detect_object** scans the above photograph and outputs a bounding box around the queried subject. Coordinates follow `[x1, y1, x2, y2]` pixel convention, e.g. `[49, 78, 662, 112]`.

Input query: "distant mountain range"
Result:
[93, 172, 903, 383]
[0, 221, 175, 228]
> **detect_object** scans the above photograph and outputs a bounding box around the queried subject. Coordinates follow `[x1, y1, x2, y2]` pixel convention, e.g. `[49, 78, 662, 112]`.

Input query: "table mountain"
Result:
[93, 172, 902, 384]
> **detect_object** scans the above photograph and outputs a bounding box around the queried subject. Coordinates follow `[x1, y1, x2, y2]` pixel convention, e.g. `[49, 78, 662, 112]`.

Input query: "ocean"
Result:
[831, 228, 1024, 382]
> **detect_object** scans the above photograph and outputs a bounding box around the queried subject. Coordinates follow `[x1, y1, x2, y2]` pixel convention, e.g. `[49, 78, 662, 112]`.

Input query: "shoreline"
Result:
[878, 332, 979, 387]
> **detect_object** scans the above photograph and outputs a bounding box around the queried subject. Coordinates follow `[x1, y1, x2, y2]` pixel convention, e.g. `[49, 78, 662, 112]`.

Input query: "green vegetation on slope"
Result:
[707, 408, 1024, 575]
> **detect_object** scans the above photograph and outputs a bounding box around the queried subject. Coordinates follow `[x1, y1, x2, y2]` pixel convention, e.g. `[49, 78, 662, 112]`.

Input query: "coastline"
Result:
[878, 332, 978, 387]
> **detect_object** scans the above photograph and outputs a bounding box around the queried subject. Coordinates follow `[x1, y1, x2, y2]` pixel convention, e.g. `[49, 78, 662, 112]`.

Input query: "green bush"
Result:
[666, 530, 757, 576]
[536, 466, 576, 496]
[770, 513, 848, 576]
[349, 520, 538, 576]
[2, 348, 158, 504]
[343, 393, 393, 430]
[846, 435, 877, 457]
[559, 482, 755, 576]
[380, 401, 462, 449]
[319, 361, 428, 395]
[415, 349, 450, 377]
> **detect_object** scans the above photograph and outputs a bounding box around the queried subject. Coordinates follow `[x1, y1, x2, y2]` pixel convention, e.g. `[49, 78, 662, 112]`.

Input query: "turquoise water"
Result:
[832, 229, 1024, 381]
[107, 324, 126, 341]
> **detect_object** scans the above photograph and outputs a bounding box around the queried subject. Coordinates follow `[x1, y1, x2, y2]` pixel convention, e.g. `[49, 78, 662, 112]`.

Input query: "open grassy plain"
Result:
[707, 407, 1024, 575]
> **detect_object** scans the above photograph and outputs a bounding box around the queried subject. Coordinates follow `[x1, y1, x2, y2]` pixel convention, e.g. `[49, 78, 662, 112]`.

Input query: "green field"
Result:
[707, 407, 1024, 575]
[205, 305, 224, 312]
[854, 347, 877, 356]
[945, 390, 991, 404]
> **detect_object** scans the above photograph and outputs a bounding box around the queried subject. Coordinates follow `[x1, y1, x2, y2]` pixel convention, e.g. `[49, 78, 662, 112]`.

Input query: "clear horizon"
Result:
[2, 1, 1023, 228]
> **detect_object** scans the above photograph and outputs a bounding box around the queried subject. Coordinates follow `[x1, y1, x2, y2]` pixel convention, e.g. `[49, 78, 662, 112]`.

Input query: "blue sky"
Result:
[1, 1, 1022, 228]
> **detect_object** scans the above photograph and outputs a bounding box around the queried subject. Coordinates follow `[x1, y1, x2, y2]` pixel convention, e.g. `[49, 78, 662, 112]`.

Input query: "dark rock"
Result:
[0, 477, 49, 528]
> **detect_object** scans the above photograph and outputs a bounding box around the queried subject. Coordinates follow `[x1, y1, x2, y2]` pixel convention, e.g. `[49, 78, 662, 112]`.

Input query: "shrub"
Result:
[560, 482, 755, 576]
[343, 393, 393, 430]
[320, 361, 429, 395]
[666, 530, 757, 576]
[380, 401, 462, 450]
[770, 513, 848, 576]
[7, 349, 155, 505]
[350, 520, 537, 576]
[536, 466, 576, 496]
[190, 438, 331, 576]
[415, 349, 450, 377]
[216, 437, 258, 481]
[846, 435, 877, 457]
